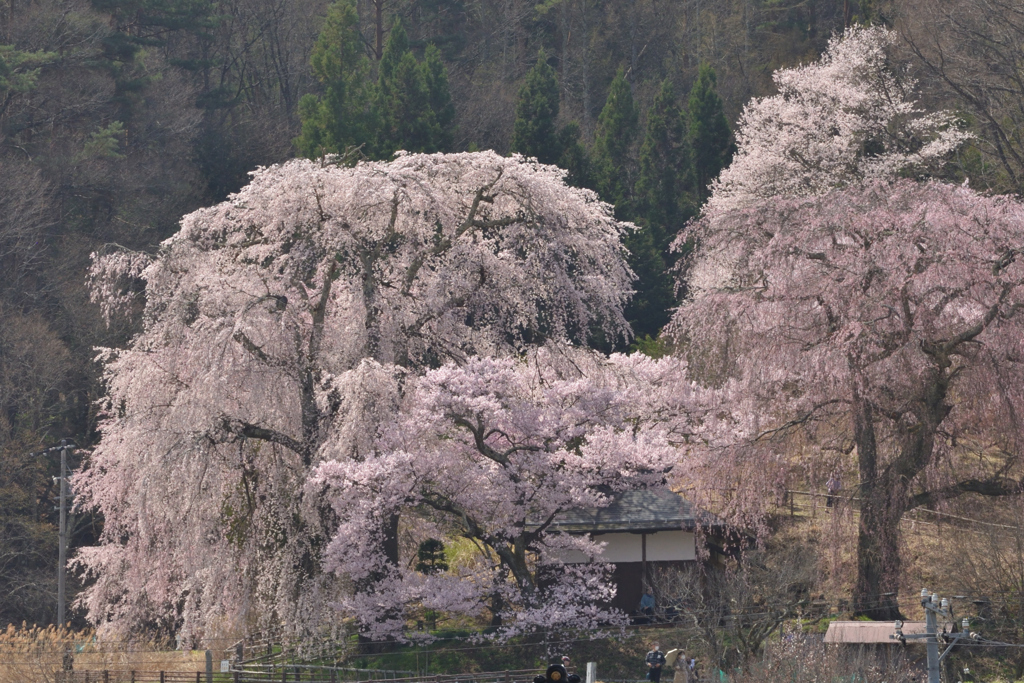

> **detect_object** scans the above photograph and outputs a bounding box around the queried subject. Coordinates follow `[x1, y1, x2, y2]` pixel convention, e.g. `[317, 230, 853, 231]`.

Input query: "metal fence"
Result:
[64, 673, 228, 683]
[64, 668, 550, 683]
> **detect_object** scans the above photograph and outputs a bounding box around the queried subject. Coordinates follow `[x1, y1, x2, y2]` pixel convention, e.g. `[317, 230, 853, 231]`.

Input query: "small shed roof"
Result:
[824, 621, 928, 644]
[543, 487, 721, 534]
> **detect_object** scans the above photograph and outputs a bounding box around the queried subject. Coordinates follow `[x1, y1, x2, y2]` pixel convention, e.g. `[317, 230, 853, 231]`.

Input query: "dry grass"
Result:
[727, 636, 918, 683]
[0, 624, 212, 683]
[0, 624, 81, 683]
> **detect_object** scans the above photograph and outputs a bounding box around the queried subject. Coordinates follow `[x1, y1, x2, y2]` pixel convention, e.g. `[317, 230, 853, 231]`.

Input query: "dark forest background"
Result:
[2, 0, 1021, 629]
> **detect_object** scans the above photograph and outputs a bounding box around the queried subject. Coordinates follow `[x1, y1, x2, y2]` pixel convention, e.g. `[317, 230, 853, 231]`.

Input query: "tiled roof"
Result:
[542, 487, 721, 533]
[824, 621, 928, 644]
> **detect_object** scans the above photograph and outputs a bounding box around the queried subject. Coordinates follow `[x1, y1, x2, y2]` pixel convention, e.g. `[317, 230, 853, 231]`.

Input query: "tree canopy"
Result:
[709, 27, 967, 212]
[313, 348, 689, 639]
[687, 63, 734, 202]
[672, 179, 1024, 620]
[510, 51, 562, 166]
[78, 152, 634, 640]
[294, 0, 375, 159]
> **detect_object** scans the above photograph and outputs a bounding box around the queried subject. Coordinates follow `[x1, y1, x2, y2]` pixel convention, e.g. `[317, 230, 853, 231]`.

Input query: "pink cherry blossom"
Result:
[672, 179, 1024, 619]
[709, 26, 969, 213]
[77, 152, 636, 642]
[311, 347, 693, 639]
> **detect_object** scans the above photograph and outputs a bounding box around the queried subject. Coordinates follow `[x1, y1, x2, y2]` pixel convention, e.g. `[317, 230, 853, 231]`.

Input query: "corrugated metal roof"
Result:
[824, 621, 928, 644]
[542, 487, 721, 533]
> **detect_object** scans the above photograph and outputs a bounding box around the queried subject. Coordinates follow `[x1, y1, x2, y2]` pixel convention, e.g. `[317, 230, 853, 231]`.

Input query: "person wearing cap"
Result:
[645, 642, 666, 683]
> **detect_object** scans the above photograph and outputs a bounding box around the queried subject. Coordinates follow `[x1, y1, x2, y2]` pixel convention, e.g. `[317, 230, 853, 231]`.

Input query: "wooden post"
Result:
[103, 671, 109, 683]
[641, 533, 648, 588]
[161, 673, 166, 683]
[131, 671, 136, 683]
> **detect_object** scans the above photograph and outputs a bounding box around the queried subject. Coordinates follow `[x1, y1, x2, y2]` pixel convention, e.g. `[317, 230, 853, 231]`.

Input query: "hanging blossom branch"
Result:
[76, 152, 637, 643]
[310, 347, 707, 641]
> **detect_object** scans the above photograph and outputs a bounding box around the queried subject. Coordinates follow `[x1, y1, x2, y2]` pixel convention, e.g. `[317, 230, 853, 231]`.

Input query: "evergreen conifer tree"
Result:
[557, 122, 592, 189]
[622, 222, 674, 340]
[510, 50, 561, 165]
[623, 78, 693, 339]
[422, 44, 456, 152]
[592, 70, 670, 340]
[375, 20, 437, 157]
[294, 0, 374, 159]
[688, 63, 735, 201]
[636, 78, 694, 253]
[592, 69, 638, 210]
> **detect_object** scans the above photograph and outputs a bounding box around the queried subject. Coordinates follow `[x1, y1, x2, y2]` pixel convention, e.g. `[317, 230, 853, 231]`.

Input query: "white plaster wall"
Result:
[552, 531, 696, 564]
[594, 533, 644, 563]
[643, 530, 696, 561]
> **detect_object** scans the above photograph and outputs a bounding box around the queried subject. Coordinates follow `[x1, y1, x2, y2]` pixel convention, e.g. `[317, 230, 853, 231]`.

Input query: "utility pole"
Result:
[57, 438, 70, 627]
[32, 439, 76, 626]
[892, 589, 976, 683]
[923, 590, 941, 683]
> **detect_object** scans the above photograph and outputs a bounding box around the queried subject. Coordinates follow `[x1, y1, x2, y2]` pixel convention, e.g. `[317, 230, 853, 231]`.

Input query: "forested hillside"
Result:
[1, 0, 1021, 630]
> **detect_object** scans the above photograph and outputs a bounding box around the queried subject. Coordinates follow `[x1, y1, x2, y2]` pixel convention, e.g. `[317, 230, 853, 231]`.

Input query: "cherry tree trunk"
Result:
[853, 482, 904, 620]
[850, 372, 947, 620]
[850, 389, 904, 620]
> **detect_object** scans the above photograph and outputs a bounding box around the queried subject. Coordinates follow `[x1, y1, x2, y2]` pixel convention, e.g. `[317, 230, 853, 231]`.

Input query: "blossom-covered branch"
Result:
[311, 347, 693, 639]
[77, 152, 636, 641]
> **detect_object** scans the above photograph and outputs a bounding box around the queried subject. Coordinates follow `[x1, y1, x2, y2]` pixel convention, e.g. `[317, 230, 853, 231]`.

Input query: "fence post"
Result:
[131, 671, 136, 683]
[161, 673, 165, 683]
[586, 663, 596, 683]
[207, 650, 214, 683]
[103, 671, 109, 683]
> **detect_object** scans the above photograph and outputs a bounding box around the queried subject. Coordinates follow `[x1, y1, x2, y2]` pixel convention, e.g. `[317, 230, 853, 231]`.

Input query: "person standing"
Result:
[826, 473, 840, 508]
[671, 651, 688, 683]
[645, 642, 667, 683]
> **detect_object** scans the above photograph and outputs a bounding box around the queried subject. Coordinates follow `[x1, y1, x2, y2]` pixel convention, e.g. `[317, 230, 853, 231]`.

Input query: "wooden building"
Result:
[543, 487, 722, 614]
